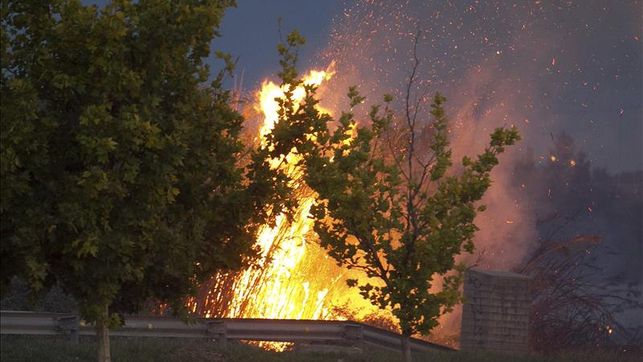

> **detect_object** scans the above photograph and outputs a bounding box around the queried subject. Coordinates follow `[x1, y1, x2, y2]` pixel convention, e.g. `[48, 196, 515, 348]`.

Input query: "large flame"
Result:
[187, 65, 394, 351]
[225, 66, 335, 321]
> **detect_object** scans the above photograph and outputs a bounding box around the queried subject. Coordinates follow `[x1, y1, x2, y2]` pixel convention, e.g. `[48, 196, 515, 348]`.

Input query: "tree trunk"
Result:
[96, 305, 111, 362]
[401, 332, 412, 362]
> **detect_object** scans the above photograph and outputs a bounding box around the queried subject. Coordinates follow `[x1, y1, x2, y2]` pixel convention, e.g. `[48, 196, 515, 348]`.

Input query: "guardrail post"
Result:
[57, 315, 79, 344]
[207, 320, 227, 350]
[343, 323, 364, 352]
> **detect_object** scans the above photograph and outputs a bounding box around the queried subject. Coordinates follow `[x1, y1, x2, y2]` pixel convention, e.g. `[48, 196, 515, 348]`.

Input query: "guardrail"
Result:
[0, 310, 453, 353]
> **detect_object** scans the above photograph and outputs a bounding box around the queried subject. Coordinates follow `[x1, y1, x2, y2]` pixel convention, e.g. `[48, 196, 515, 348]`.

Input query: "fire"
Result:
[188, 63, 393, 344]
[224, 66, 335, 321]
[258, 67, 335, 142]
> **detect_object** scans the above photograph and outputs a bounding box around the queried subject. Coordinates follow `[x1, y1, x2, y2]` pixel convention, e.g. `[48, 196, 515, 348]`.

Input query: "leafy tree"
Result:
[1, 1, 294, 361]
[274, 33, 520, 361]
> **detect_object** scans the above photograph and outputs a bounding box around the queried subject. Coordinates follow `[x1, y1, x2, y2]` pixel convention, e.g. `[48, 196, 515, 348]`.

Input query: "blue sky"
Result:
[213, 0, 343, 89]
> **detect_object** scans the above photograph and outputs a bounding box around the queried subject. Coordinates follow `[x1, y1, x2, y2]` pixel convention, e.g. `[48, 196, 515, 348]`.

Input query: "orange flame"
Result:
[224, 66, 335, 321]
[188, 64, 395, 352]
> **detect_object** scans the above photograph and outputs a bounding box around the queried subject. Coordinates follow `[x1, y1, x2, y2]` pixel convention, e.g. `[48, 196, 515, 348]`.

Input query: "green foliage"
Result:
[274, 33, 520, 337]
[1, 0, 293, 327]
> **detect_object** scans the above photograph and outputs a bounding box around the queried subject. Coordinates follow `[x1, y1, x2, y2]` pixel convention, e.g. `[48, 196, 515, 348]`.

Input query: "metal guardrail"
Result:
[0, 310, 454, 353]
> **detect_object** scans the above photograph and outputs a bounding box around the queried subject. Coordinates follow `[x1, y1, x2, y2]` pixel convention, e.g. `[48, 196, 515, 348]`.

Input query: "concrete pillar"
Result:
[460, 268, 531, 354]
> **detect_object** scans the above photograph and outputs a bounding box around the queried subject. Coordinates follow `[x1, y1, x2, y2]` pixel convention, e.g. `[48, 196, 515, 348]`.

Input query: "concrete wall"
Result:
[460, 268, 531, 353]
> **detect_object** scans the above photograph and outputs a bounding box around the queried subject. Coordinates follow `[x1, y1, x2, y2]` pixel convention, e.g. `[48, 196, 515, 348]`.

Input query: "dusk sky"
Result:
[91, 0, 642, 173]
[214, 0, 342, 87]
[215, 1, 641, 173]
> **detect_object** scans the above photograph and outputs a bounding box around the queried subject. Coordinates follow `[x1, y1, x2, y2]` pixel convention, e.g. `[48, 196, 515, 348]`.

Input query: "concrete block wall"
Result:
[460, 268, 531, 353]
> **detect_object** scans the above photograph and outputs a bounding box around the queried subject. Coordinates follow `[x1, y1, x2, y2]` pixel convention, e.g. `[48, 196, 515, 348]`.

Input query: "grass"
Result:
[1, 335, 639, 362]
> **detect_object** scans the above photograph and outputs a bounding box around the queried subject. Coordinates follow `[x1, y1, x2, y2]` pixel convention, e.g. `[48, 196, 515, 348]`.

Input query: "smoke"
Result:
[319, 1, 540, 269]
[317, 0, 642, 267]
[310, 0, 642, 340]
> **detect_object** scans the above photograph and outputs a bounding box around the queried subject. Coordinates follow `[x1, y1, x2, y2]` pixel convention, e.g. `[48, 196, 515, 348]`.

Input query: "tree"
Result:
[1, 1, 294, 361]
[273, 33, 520, 361]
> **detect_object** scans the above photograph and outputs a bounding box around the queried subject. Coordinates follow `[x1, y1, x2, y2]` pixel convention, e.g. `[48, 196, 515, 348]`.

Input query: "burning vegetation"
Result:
[181, 22, 641, 356]
[190, 31, 521, 361]
[187, 64, 390, 328]
[2, 2, 640, 362]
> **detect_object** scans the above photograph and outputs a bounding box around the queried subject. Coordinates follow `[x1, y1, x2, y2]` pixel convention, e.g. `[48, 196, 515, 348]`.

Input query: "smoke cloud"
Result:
[311, 0, 642, 340]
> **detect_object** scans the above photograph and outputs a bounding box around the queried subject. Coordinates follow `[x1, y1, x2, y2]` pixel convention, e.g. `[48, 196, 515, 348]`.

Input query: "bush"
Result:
[1, 277, 77, 313]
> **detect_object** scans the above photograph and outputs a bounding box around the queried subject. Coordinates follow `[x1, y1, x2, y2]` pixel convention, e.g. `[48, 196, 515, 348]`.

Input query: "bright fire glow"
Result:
[225, 66, 335, 322]
[192, 64, 394, 348]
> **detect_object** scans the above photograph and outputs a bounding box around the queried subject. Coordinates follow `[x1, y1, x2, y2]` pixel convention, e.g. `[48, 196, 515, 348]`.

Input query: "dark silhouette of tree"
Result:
[1, 1, 297, 361]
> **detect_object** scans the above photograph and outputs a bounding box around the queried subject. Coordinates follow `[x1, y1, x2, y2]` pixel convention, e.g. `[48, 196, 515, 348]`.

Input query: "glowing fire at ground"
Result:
[187, 65, 394, 344]
[226, 66, 336, 321]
